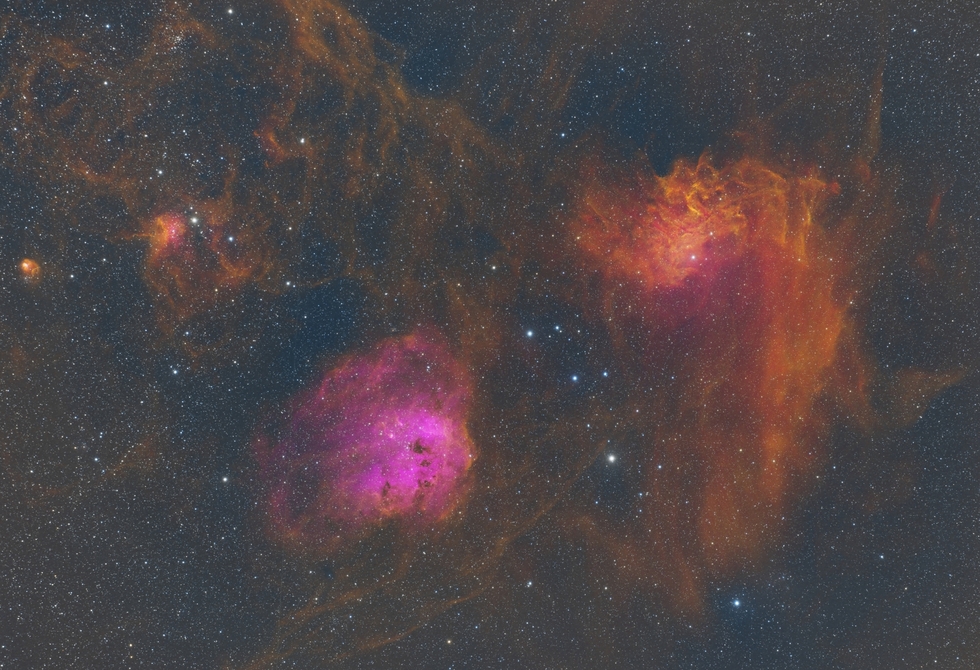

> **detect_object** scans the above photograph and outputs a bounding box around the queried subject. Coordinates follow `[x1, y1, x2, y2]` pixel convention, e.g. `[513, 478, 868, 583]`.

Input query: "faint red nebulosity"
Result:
[135, 200, 268, 326]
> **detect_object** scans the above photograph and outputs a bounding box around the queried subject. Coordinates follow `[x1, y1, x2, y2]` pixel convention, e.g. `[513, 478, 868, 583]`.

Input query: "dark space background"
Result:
[1, 1, 978, 668]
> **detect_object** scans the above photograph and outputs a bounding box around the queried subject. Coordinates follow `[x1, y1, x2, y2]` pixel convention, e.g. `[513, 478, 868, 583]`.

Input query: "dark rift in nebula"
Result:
[253, 329, 476, 553]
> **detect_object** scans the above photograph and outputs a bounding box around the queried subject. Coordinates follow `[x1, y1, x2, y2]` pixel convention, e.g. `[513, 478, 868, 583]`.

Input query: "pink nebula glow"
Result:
[150, 212, 189, 257]
[255, 330, 476, 551]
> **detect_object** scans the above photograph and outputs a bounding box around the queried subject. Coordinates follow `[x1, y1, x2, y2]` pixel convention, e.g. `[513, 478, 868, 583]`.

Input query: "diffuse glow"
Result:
[19, 257, 41, 281]
[139, 198, 267, 324]
[147, 213, 189, 258]
[569, 151, 869, 588]
[254, 330, 476, 554]
[573, 154, 834, 295]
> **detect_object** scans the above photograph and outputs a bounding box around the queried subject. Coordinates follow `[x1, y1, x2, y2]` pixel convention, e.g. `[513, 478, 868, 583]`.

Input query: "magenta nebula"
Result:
[256, 330, 476, 550]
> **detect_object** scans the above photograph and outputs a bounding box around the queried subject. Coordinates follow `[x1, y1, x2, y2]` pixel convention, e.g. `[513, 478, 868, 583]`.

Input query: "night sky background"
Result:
[2, 1, 980, 668]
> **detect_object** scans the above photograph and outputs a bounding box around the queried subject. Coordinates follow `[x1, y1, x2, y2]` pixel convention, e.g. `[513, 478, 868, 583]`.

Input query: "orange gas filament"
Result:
[137, 202, 266, 325]
[573, 154, 832, 294]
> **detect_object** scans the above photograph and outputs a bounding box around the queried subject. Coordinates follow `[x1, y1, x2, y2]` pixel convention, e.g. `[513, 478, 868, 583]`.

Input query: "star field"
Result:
[1, 1, 979, 669]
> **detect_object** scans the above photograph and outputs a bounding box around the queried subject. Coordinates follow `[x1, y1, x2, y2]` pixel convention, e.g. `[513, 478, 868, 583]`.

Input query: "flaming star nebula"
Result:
[254, 330, 475, 553]
[572, 154, 838, 294]
[561, 150, 876, 595]
[1, 1, 978, 669]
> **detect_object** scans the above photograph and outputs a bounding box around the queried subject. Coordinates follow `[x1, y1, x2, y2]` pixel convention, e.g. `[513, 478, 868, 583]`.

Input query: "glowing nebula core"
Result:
[149, 212, 189, 258]
[19, 257, 41, 281]
[255, 330, 476, 552]
[572, 154, 841, 310]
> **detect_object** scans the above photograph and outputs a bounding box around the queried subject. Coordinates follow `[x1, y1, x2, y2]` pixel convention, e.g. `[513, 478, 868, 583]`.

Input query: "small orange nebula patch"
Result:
[570, 151, 870, 592]
[19, 258, 41, 281]
[136, 202, 267, 324]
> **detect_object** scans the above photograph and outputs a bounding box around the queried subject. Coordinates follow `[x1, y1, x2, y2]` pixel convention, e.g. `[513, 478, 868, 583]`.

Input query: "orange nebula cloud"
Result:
[148, 213, 189, 258]
[568, 151, 872, 600]
[572, 154, 842, 323]
[138, 198, 268, 324]
[19, 258, 41, 281]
